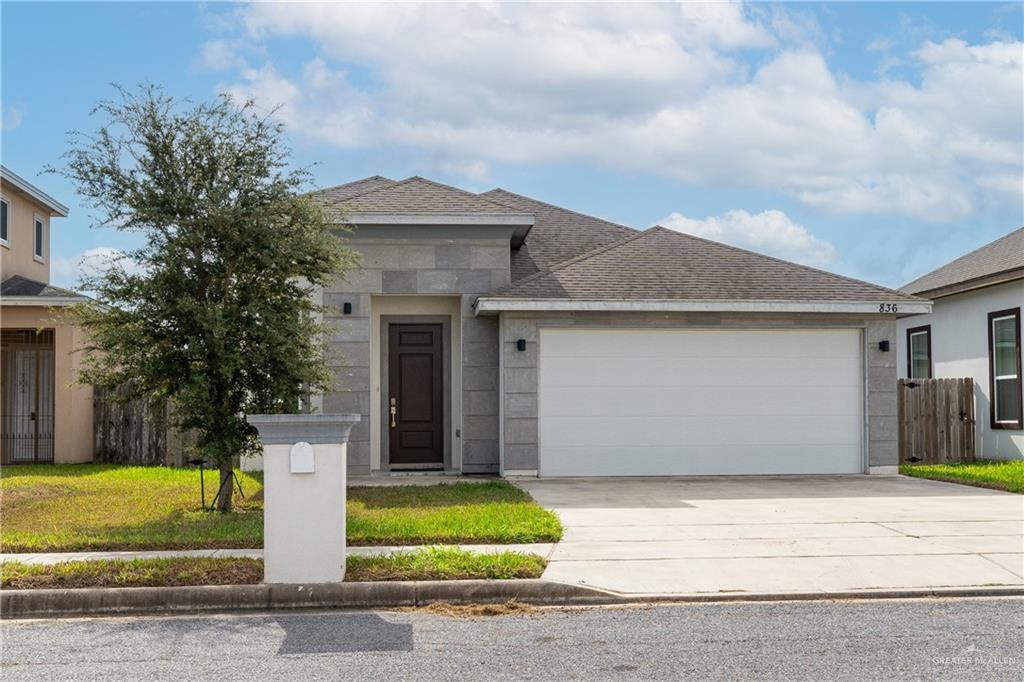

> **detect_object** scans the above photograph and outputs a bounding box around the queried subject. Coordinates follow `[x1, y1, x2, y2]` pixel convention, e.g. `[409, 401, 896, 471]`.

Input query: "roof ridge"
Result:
[649, 225, 925, 301]
[318, 175, 396, 206]
[901, 226, 1024, 292]
[487, 227, 656, 295]
[337, 175, 523, 214]
[482, 188, 635, 233]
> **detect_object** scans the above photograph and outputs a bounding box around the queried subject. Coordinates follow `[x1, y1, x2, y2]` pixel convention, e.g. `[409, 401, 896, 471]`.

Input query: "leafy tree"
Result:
[55, 85, 357, 511]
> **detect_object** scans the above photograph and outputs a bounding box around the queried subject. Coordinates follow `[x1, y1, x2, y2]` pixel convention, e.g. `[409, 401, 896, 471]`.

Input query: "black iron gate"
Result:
[1, 329, 55, 464]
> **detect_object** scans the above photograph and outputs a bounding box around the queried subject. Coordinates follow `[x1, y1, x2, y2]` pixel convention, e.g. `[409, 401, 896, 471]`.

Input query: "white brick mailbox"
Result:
[247, 413, 360, 584]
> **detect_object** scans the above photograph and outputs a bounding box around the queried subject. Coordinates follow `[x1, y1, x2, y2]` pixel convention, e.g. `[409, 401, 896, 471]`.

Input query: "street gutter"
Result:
[3, 581, 1023, 619]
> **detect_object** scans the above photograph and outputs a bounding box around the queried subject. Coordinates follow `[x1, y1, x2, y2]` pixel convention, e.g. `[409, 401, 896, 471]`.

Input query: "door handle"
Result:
[390, 398, 397, 428]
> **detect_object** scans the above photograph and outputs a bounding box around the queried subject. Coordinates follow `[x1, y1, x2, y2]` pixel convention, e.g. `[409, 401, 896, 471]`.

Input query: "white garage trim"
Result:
[537, 327, 866, 476]
[476, 298, 931, 315]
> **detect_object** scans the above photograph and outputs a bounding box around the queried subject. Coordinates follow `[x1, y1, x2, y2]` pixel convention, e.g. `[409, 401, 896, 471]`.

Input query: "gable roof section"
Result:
[332, 176, 526, 217]
[1, 275, 87, 305]
[481, 188, 637, 281]
[1, 165, 69, 217]
[901, 227, 1024, 299]
[477, 226, 928, 314]
[310, 175, 396, 204]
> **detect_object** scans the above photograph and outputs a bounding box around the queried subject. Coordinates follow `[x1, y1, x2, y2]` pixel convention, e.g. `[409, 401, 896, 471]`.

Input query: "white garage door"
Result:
[538, 328, 864, 476]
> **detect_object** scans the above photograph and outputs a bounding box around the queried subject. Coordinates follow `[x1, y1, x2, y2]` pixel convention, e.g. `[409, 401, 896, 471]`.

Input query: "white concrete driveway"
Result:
[516, 475, 1024, 597]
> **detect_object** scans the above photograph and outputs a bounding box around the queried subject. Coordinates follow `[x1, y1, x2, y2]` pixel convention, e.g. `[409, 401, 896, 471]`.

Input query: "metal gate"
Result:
[1, 329, 55, 464]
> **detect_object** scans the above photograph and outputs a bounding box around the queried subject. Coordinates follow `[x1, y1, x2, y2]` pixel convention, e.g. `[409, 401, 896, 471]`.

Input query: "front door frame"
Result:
[379, 315, 452, 471]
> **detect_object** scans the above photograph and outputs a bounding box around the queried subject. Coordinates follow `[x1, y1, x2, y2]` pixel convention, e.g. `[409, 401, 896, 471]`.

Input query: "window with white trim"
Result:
[989, 307, 1022, 429]
[33, 215, 44, 261]
[0, 198, 9, 246]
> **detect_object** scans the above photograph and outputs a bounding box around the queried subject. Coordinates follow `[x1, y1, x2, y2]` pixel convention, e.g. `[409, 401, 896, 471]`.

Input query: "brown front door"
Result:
[388, 323, 444, 467]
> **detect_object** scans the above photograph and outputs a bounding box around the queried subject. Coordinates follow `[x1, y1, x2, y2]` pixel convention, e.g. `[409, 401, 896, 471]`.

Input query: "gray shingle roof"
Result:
[2, 275, 86, 299]
[332, 176, 525, 216]
[310, 176, 396, 204]
[901, 227, 1024, 297]
[481, 188, 636, 282]
[487, 226, 923, 303]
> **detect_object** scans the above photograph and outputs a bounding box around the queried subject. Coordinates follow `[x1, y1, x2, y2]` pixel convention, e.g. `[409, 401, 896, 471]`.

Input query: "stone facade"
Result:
[498, 310, 899, 473]
[322, 227, 511, 474]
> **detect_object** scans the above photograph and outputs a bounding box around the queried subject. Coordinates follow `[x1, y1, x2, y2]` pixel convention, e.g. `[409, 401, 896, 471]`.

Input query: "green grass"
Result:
[0, 465, 562, 552]
[0, 557, 263, 589]
[1, 465, 264, 552]
[346, 547, 546, 581]
[0, 549, 546, 589]
[346, 481, 562, 546]
[900, 460, 1024, 493]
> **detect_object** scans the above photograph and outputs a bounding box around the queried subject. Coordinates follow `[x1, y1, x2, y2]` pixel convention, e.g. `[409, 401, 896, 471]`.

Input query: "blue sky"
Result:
[2, 2, 1021, 289]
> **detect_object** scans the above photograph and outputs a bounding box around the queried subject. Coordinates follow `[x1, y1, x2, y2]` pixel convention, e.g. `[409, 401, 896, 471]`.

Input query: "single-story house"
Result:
[897, 227, 1023, 460]
[309, 175, 929, 477]
[1, 165, 93, 464]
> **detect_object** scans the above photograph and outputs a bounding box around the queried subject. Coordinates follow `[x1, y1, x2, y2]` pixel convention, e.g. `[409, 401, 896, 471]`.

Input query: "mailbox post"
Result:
[247, 413, 360, 584]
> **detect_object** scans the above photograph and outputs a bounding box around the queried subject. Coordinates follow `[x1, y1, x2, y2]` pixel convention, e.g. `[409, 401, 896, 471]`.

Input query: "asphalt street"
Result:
[2, 597, 1022, 681]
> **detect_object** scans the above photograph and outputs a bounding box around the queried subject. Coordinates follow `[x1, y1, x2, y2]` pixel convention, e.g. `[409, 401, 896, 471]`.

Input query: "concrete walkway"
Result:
[0, 544, 555, 566]
[517, 475, 1024, 597]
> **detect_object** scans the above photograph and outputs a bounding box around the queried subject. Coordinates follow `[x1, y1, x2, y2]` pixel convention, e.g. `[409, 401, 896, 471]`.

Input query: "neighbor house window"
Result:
[988, 307, 1022, 429]
[906, 325, 932, 379]
[33, 215, 44, 261]
[0, 198, 8, 246]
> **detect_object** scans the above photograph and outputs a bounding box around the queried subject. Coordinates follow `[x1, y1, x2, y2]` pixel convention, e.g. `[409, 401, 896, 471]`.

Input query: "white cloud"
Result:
[659, 209, 838, 268]
[211, 4, 1022, 222]
[51, 247, 144, 289]
[196, 40, 246, 71]
[2, 105, 24, 131]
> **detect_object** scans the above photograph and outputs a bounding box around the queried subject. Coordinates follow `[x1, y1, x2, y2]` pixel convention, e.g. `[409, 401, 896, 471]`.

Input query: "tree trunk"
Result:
[216, 459, 234, 512]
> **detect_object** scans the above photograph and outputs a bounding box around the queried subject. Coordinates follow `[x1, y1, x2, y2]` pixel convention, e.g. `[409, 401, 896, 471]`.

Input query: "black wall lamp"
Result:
[516, 339, 527, 351]
[878, 340, 890, 352]
[342, 302, 352, 315]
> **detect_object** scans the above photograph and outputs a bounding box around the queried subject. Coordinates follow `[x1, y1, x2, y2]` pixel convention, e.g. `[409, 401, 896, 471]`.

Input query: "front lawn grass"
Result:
[900, 460, 1024, 493]
[0, 549, 546, 589]
[1, 465, 264, 552]
[1, 465, 561, 552]
[346, 481, 562, 546]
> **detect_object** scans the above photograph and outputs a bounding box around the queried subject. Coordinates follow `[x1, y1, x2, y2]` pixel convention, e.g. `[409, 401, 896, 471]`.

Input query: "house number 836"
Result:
[879, 303, 898, 313]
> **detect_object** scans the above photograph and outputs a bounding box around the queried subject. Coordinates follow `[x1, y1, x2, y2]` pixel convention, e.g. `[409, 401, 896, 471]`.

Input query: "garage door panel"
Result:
[540, 444, 863, 477]
[538, 328, 864, 476]
[542, 328, 861, 359]
[541, 414, 862, 448]
[541, 356, 862, 389]
[541, 386, 862, 418]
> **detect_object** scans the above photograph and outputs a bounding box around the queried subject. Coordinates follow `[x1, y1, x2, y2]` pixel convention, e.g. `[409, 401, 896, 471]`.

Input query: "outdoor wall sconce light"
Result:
[342, 302, 353, 315]
[516, 339, 527, 351]
[878, 340, 890, 352]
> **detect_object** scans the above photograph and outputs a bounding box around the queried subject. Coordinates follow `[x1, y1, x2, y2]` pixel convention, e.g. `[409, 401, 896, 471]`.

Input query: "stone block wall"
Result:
[322, 231, 511, 474]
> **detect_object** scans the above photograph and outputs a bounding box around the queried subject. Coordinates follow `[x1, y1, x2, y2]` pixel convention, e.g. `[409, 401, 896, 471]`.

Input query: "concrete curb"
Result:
[3, 581, 1023, 619]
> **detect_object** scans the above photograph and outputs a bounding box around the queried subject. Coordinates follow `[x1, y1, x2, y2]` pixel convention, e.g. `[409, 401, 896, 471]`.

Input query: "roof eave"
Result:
[903, 266, 1024, 301]
[1, 296, 87, 307]
[474, 298, 932, 316]
[0, 166, 70, 217]
[337, 212, 535, 248]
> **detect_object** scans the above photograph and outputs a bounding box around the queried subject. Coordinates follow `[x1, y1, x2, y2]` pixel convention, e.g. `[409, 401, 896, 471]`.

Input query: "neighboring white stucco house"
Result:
[291, 175, 932, 478]
[897, 228, 1024, 460]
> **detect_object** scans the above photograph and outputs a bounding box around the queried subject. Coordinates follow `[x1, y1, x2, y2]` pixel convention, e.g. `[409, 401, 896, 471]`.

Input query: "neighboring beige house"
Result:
[897, 227, 1024, 460]
[1, 165, 93, 464]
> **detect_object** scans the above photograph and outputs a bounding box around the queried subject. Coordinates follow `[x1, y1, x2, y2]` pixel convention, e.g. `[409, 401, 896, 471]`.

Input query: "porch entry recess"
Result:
[1, 329, 56, 464]
[387, 323, 444, 468]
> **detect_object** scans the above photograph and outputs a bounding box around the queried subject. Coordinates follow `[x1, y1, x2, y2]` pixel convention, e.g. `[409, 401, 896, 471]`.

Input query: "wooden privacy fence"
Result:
[897, 378, 976, 464]
[93, 385, 193, 466]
